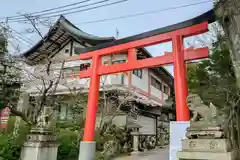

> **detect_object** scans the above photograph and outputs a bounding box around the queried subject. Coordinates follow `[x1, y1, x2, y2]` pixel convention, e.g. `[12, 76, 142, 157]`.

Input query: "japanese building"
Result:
[21, 16, 175, 139]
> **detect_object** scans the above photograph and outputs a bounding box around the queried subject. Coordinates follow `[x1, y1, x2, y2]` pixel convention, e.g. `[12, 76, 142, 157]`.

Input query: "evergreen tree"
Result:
[187, 35, 240, 156]
[0, 34, 21, 111]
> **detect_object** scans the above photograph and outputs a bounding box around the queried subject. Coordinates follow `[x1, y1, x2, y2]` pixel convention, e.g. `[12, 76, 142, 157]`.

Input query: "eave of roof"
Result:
[22, 15, 115, 58]
[21, 15, 174, 86]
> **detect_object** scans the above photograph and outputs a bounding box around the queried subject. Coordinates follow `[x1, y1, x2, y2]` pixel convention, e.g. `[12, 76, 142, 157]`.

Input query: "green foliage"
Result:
[57, 129, 81, 160]
[0, 117, 132, 160]
[0, 36, 21, 110]
[187, 35, 240, 156]
[57, 122, 132, 160]
[94, 123, 132, 159]
[0, 117, 29, 160]
[187, 35, 236, 108]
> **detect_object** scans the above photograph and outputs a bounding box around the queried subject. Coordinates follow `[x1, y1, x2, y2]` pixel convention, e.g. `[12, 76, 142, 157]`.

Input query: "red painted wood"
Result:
[79, 22, 208, 60]
[70, 47, 208, 79]
[97, 48, 208, 76]
[82, 55, 101, 141]
[128, 48, 137, 61]
[172, 35, 189, 121]
[78, 22, 209, 142]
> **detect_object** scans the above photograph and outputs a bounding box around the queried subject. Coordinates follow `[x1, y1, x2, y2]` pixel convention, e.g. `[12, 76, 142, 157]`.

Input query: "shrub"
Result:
[57, 129, 81, 160]
[0, 118, 132, 160]
[0, 117, 29, 160]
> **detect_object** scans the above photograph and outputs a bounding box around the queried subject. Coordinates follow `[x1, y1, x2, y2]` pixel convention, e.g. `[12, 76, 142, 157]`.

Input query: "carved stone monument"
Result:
[176, 94, 235, 160]
[20, 106, 59, 160]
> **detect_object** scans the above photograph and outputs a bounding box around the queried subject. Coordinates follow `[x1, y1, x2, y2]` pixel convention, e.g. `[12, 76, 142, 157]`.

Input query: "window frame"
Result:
[151, 76, 162, 91]
[163, 85, 170, 95]
[133, 69, 143, 79]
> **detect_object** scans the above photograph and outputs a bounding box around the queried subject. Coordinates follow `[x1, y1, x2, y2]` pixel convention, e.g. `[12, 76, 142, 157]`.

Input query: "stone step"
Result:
[177, 151, 234, 160]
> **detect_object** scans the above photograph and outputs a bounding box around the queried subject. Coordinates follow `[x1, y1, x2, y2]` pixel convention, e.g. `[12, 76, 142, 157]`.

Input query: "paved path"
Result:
[114, 147, 169, 160]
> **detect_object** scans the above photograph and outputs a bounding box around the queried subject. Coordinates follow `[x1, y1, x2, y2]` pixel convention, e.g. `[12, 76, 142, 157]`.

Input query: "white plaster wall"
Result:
[25, 74, 121, 94]
[163, 93, 168, 100]
[52, 42, 71, 61]
[110, 73, 127, 85]
[112, 54, 127, 61]
[149, 71, 168, 100]
[131, 68, 148, 93]
[151, 86, 163, 99]
[24, 40, 172, 100]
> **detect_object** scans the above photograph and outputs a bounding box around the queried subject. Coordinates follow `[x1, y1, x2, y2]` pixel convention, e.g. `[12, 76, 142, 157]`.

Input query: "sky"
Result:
[0, 0, 214, 75]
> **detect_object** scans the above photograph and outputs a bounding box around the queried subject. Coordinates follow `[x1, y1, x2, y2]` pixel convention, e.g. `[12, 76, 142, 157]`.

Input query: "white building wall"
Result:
[23, 40, 171, 101]
[150, 71, 164, 100]
[52, 43, 71, 61]
[131, 68, 148, 93]
[163, 93, 168, 100]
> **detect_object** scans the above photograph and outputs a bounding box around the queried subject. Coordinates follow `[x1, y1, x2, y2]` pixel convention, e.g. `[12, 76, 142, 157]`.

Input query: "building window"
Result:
[65, 49, 69, 53]
[80, 63, 91, 71]
[112, 60, 125, 64]
[151, 76, 162, 91]
[164, 85, 170, 95]
[133, 69, 142, 78]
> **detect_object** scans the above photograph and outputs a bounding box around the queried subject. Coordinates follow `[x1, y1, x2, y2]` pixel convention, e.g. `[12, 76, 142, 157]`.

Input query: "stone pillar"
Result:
[14, 92, 30, 134]
[21, 105, 59, 160]
[20, 128, 59, 160]
[131, 128, 140, 155]
[215, 0, 240, 87]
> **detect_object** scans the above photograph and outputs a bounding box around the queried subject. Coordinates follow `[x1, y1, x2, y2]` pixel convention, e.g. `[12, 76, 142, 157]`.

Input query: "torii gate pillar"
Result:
[173, 35, 189, 121]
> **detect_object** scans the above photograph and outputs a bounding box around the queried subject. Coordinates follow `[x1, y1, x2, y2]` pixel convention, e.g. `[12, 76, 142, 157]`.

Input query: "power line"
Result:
[4, 0, 212, 47]
[76, 0, 212, 25]
[0, 0, 91, 20]
[0, 23, 34, 45]
[2, 0, 127, 47]
[11, 29, 34, 45]
[8, 0, 212, 43]
[8, 0, 111, 21]
[6, 0, 128, 23]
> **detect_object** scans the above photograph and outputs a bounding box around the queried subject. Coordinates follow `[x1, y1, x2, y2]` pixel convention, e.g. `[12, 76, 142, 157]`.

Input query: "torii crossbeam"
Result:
[68, 10, 215, 160]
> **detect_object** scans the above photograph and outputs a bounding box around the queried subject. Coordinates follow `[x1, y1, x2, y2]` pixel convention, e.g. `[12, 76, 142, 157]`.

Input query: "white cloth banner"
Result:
[169, 121, 190, 160]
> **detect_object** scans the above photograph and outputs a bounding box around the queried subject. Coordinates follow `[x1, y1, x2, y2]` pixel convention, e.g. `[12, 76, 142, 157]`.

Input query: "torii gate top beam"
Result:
[70, 22, 209, 79]
[79, 22, 208, 60]
[68, 9, 214, 61]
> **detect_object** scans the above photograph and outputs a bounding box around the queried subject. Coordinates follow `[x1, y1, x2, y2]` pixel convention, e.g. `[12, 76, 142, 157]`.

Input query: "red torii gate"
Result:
[71, 21, 209, 140]
[68, 14, 211, 158]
